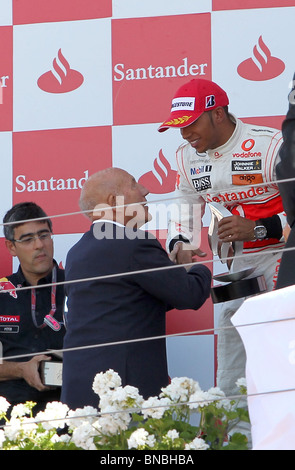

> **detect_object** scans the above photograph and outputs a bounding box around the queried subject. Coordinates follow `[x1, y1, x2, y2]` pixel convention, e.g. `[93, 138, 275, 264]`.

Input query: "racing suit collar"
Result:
[207, 113, 242, 160]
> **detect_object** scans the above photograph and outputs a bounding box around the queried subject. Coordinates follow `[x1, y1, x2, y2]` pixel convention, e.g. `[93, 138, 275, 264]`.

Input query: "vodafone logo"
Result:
[138, 150, 177, 194]
[237, 36, 285, 81]
[37, 49, 84, 93]
[241, 139, 255, 151]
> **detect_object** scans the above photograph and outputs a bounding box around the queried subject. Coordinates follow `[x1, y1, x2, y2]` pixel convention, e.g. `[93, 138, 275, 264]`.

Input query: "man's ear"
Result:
[107, 193, 116, 207]
[5, 239, 17, 257]
[92, 194, 116, 221]
[212, 106, 226, 124]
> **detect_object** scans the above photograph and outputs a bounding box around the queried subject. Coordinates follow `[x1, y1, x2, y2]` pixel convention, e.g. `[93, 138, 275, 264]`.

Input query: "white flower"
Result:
[4, 415, 37, 441]
[207, 386, 224, 398]
[188, 390, 212, 409]
[92, 369, 121, 396]
[236, 377, 247, 390]
[0, 396, 10, 415]
[127, 428, 156, 449]
[10, 403, 32, 419]
[98, 414, 123, 436]
[185, 437, 209, 450]
[146, 434, 156, 448]
[66, 406, 98, 430]
[207, 387, 232, 411]
[51, 433, 71, 444]
[97, 405, 131, 435]
[19, 417, 38, 435]
[161, 377, 201, 402]
[96, 383, 143, 435]
[165, 429, 179, 441]
[142, 396, 171, 419]
[71, 421, 97, 450]
[189, 386, 230, 410]
[97, 393, 113, 410]
[35, 401, 69, 430]
[109, 385, 144, 410]
[4, 417, 22, 441]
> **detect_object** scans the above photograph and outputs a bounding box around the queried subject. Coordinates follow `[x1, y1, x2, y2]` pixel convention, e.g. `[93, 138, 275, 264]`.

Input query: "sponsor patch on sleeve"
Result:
[232, 174, 263, 186]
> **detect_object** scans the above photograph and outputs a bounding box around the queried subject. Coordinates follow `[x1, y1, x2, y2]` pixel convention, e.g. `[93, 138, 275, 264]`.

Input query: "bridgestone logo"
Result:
[172, 101, 193, 108]
[171, 97, 195, 112]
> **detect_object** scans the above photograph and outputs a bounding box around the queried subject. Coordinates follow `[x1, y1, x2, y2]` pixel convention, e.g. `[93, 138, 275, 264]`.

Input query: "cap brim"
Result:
[157, 112, 202, 132]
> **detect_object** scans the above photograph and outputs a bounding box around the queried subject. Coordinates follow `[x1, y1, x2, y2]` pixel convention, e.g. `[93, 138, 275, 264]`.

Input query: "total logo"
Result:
[237, 36, 285, 81]
[37, 49, 84, 93]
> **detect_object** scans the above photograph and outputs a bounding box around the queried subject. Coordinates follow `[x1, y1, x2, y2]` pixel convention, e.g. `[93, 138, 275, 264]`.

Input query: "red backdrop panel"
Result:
[241, 115, 285, 130]
[112, 13, 212, 126]
[0, 239, 13, 278]
[12, 126, 113, 234]
[13, 0, 112, 24]
[213, 0, 295, 10]
[156, 228, 214, 336]
[0, 27, 13, 131]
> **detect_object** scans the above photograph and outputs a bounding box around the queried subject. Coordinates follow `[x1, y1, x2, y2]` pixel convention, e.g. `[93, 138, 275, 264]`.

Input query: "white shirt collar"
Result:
[93, 218, 125, 228]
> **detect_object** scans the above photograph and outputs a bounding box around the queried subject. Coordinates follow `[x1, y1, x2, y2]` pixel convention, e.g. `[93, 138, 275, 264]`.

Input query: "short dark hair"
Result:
[3, 202, 52, 241]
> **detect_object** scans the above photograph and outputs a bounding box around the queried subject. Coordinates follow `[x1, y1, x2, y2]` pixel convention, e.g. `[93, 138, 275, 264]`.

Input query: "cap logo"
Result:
[164, 115, 192, 126]
[171, 97, 195, 112]
[205, 95, 216, 109]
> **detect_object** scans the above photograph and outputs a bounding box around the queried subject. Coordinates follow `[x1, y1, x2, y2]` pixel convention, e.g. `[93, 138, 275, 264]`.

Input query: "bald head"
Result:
[79, 168, 127, 215]
[79, 168, 151, 226]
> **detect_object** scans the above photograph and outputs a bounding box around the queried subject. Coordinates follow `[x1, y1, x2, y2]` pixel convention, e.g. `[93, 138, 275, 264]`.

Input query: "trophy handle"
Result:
[208, 202, 243, 265]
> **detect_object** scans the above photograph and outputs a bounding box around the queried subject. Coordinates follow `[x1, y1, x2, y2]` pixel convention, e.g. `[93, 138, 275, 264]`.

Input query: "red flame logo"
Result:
[237, 36, 285, 81]
[138, 150, 177, 194]
[37, 49, 84, 93]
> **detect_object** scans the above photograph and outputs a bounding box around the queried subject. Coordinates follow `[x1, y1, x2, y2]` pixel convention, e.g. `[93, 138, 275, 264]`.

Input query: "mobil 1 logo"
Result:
[192, 175, 211, 192]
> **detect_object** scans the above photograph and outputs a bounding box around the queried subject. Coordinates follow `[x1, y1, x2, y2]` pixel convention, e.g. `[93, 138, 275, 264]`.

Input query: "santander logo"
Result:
[138, 150, 177, 194]
[37, 49, 84, 93]
[237, 36, 285, 81]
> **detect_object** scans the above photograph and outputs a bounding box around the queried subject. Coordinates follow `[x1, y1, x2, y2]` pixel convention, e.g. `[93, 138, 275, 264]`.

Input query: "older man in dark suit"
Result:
[276, 75, 295, 289]
[61, 167, 211, 409]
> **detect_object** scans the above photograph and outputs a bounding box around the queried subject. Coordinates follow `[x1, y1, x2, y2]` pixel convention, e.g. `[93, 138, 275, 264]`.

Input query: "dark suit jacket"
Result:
[276, 76, 295, 289]
[61, 221, 211, 409]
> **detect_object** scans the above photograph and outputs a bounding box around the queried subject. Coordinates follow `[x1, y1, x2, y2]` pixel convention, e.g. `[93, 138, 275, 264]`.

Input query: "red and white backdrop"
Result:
[0, 0, 294, 389]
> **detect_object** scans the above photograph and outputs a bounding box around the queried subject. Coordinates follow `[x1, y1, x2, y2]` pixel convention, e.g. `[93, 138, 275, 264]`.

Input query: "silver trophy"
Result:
[208, 202, 267, 303]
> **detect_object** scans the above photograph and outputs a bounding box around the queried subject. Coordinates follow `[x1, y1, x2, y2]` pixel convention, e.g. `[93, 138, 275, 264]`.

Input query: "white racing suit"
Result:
[167, 114, 285, 443]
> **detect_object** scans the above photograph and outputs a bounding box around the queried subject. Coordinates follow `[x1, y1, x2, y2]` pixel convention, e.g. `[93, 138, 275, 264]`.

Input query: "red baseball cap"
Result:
[158, 79, 229, 132]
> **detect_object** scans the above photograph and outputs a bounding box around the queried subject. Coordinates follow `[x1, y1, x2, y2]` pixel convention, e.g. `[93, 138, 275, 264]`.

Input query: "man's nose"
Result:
[32, 235, 45, 248]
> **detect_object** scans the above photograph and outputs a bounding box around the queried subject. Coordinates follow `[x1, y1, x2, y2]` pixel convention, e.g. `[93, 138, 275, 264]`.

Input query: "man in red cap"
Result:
[158, 78, 286, 445]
